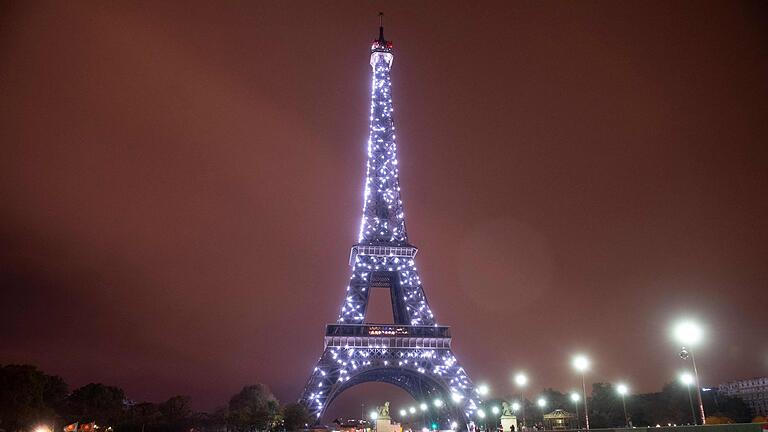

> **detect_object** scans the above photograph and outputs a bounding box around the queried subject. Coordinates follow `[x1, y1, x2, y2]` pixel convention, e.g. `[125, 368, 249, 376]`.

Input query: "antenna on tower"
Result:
[378, 12, 385, 42]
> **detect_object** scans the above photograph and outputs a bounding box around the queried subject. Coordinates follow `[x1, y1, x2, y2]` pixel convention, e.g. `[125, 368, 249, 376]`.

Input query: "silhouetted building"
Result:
[717, 376, 768, 417]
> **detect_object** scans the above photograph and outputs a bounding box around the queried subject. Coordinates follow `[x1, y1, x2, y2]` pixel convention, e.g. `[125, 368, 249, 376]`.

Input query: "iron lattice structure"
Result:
[299, 23, 480, 427]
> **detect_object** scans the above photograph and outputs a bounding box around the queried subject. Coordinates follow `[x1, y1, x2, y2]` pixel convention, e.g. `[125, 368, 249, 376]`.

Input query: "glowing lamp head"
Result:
[680, 372, 695, 386]
[570, 393, 580, 402]
[409, 406, 417, 414]
[420, 403, 428, 412]
[434, 399, 444, 408]
[512, 402, 521, 411]
[451, 393, 463, 403]
[492, 406, 500, 415]
[537, 398, 546, 408]
[478, 384, 490, 396]
[572, 355, 590, 372]
[400, 409, 407, 417]
[477, 409, 486, 419]
[674, 320, 703, 346]
[616, 383, 629, 396]
[514, 373, 528, 387]
[370, 411, 378, 420]
[34, 426, 51, 432]
[451, 421, 458, 430]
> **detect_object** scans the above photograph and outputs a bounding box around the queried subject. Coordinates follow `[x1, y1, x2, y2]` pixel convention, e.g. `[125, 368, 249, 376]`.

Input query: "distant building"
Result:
[543, 409, 576, 430]
[717, 376, 768, 417]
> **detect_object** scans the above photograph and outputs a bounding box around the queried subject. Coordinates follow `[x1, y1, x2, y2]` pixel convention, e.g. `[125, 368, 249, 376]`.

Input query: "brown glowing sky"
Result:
[1, 0, 767, 419]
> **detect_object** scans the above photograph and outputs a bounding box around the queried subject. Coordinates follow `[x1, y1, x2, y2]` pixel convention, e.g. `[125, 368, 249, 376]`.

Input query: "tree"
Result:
[227, 384, 281, 432]
[0, 364, 68, 432]
[282, 403, 311, 431]
[703, 391, 751, 423]
[66, 383, 126, 425]
[586, 383, 625, 428]
[159, 395, 193, 431]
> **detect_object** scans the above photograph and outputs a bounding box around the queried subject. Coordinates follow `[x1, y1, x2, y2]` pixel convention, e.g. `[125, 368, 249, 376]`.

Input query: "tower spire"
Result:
[378, 12, 385, 43]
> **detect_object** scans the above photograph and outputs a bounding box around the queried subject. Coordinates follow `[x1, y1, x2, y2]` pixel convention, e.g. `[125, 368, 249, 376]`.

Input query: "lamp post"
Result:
[674, 320, 706, 425]
[616, 384, 629, 427]
[537, 398, 546, 429]
[680, 373, 697, 425]
[572, 355, 590, 431]
[570, 392, 581, 430]
[514, 373, 528, 429]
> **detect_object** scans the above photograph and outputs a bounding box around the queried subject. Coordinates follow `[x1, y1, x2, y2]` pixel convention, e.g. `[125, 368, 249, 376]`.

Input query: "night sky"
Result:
[1, 0, 767, 420]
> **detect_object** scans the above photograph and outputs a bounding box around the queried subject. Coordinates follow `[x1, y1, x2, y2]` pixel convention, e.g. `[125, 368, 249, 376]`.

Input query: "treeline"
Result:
[481, 382, 755, 428]
[0, 365, 311, 432]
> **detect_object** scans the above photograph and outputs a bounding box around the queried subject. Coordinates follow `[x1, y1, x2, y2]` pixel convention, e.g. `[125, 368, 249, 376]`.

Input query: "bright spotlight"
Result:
[570, 392, 580, 402]
[434, 399, 444, 408]
[478, 384, 490, 396]
[492, 406, 500, 415]
[451, 393, 463, 403]
[680, 372, 694, 386]
[451, 421, 458, 430]
[477, 409, 486, 418]
[537, 398, 546, 408]
[514, 373, 528, 387]
[400, 409, 407, 417]
[420, 403, 428, 412]
[370, 411, 378, 420]
[616, 383, 629, 395]
[674, 320, 703, 346]
[572, 354, 590, 372]
[511, 402, 521, 411]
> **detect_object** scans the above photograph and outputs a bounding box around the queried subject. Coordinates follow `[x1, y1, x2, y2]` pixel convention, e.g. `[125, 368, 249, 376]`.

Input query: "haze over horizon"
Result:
[1, 0, 767, 419]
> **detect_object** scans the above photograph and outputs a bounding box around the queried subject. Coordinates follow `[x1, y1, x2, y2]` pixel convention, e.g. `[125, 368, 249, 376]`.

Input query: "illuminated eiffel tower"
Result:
[299, 16, 480, 427]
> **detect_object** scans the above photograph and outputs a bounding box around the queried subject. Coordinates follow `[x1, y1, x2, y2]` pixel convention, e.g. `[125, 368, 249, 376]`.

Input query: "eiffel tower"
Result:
[299, 17, 480, 427]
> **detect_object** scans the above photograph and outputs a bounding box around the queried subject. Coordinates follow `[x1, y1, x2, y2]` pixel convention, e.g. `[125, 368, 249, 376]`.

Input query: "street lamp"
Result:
[478, 384, 490, 397]
[572, 355, 591, 431]
[680, 372, 697, 425]
[674, 320, 706, 425]
[478, 409, 487, 432]
[434, 399, 444, 408]
[420, 403, 428, 412]
[616, 384, 629, 427]
[371, 411, 379, 420]
[570, 393, 581, 429]
[512, 402, 521, 412]
[401, 409, 407, 417]
[410, 406, 417, 414]
[514, 373, 528, 428]
[537, 398, 546, 429]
